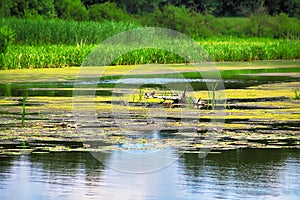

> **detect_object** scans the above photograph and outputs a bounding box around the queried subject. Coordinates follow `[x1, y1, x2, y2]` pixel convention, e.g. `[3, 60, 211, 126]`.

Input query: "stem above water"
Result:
[22, 92, 27, 127]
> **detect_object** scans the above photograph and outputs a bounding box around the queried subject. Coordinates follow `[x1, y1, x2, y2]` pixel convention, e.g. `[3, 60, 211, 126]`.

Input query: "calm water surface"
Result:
[1, 65, 300, 200]
[0, 149, 299, 200]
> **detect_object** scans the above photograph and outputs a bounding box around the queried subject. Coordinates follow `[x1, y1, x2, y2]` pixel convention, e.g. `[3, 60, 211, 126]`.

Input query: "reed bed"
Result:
[3, 44, 94, 69]
[0, 18, 139, 45]
[1, 17, 299, 69]
[201, 38, 300, 61]
[3, 38, 299, 69]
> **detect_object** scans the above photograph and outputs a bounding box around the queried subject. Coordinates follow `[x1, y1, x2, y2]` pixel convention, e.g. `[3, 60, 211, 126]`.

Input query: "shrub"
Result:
[273, 13, 300, 39]
[139, 5, 212, 38]
[89, 2, 131, 22]
[55, 0, 88, 21]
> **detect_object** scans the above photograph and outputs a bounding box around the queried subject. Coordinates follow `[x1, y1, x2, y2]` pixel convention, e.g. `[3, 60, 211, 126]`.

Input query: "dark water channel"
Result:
[0, 149, 299, 200]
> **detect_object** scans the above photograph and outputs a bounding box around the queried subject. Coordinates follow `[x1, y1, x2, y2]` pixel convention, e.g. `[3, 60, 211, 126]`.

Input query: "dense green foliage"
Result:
[0, 1, 299, 69]
[1, 1, 300, 40]
[0, 25, 14, 54]
[2, 38, 299, 69]
[89, 2, 131, 21]
[141, 5, 300, 39]
[200, 37, 300, 61]
[2, 44, 93, 69]
[1, 0, 299, 18]
[1, 14, 300, 47]
[0, 18, 139, 45]
[0, 25, 14, 69]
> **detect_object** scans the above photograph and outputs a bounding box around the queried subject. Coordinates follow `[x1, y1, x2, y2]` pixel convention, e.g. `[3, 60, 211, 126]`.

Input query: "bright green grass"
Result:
[200, 37, 300, 61]
[0, 18, 140, 45]
[2, 38, 299, 69]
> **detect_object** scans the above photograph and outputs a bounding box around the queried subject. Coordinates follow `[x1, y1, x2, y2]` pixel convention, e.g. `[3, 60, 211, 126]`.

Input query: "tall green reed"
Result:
[0, 18, 140, 45]
[22, 92, 27, 127]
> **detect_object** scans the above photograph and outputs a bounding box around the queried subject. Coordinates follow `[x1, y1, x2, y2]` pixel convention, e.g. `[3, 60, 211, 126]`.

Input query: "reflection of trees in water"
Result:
[179, 149, 297, 186]
[0, 155, 16, 186]
[0, 82, 75, 97]
[28, 152, 107, 183]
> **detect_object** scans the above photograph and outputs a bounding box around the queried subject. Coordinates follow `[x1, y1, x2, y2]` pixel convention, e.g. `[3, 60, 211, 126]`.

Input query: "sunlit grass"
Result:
[1, 38, 299, 69]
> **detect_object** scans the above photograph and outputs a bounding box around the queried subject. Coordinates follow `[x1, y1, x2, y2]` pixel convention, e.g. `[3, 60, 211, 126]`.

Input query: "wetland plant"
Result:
[293, 89, 300, 100]
[187, 96, 194, 109]
[22, 93, 27, 127]
[0, 25, 15, 69]
[208, 82, 218, 110]
[139, 88, 144, 102]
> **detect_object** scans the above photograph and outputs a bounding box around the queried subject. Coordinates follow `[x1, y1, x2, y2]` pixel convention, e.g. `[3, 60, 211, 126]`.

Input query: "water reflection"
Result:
[179, 149, 300, 200]
[0, 149, 299, 200]
[0, 155, 15, 190]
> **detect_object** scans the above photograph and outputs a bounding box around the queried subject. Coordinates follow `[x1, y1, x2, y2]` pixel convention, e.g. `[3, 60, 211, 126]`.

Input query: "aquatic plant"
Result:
[187, 96, 194, 109]
[293, 89, 300, 100]
[0, 18, 139, 45]
[22, 140, 26, 148]
[208, 82, 219, 110]
[22, 93, 27, 127]
[200, 37, 300, 61]
[139, 88, 144, 102]
[4, 44, 94, 69]
[1, 37, 300, 69]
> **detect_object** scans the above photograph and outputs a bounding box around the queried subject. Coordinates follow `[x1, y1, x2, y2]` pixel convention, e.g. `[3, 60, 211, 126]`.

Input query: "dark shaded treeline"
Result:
[0, 0, 299, 20]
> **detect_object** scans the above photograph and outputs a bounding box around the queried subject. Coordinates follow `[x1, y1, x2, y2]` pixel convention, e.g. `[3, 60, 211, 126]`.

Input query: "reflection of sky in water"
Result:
[1, 153, 190, 200]
[114, 78, 218, 84]
[77, 78, 220, 85]
[1, 150, 300, 200]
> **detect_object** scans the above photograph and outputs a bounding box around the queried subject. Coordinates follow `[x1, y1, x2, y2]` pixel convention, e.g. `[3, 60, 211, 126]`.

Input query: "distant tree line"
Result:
[0, 0, 299, 21]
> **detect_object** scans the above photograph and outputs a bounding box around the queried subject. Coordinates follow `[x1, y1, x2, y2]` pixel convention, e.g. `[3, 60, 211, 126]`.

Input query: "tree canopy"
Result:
[0, 0, 299, 20]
